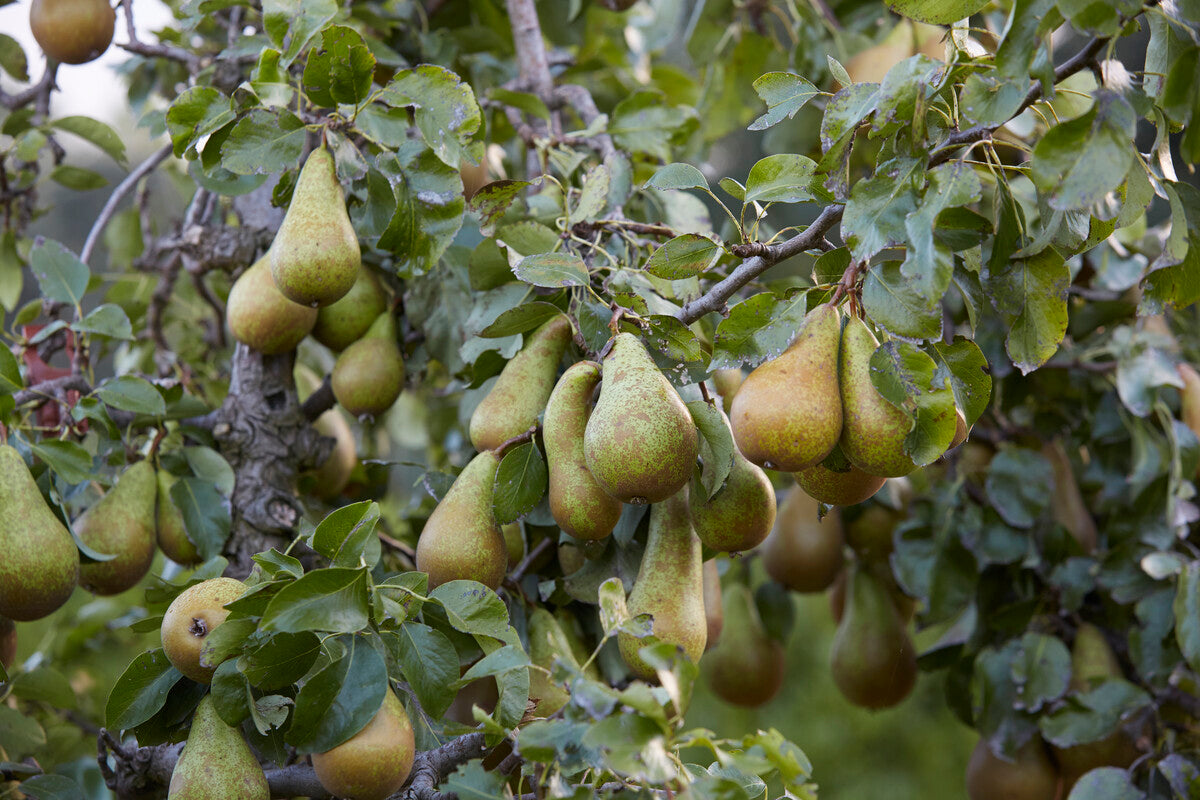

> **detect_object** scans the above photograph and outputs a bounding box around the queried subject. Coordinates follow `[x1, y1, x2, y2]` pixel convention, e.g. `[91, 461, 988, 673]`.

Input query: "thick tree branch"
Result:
[81, 143, 173, 266]
[505, 0, 554, 97]
[301, 376, 337, 422]
[0, 64, 57, 111]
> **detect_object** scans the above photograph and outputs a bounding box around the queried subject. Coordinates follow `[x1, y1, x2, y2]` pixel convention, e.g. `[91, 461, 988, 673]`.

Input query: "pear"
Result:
[502, 522, 525, 568]
[690, 411, 776, 552]
[311, 688, 415, 800]
[415, 451, 507, 590]
[332, 311, 405, 417]
[312, 265, 388, 351]
[795, 455, 886, 507]
[845, 504, 900, 563]
[585, 334, 699, 504]
[711, 368, 744, 414]
[296, 364, 357, 500]
[702, 559, 724, 651]
[828, 564, 915, 624]
[965, 737, 1060, 800]
[157, 470, 201, 566]
[29, 0, 114, 64]
[839, 316, 919, 478]
[226, 254, 317, 354]
[1042, 438, 1097, 554]
[0, 616, 16, 670]
[544, 361, 623, 540]
[77, 460, 157, 596]
[471, 316, 572, 451]
[558, 539, 585, 576]
[762, 489, 844, 593]
[0, 445, 79, 621]
[618, 487, 706, 679]
[730, 303, 843, 472]
[705, 582, 785, 707]
[161, 577, 246, 683]
[829, 564, 917, 709]
[1179, 364, 1200, 475]
[168, 695, 268, 800]
[528, 607, 577, 716]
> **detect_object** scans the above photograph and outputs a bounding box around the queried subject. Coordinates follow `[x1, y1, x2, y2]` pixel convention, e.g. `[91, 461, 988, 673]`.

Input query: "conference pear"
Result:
[544, 361, 623, 540]
[1179, 364, 1200, 475]
[77, 460, 157, 596]
[156, 470, 201, 566]
[528, 607, 577, 716]
[702, 559, 723, 651]
[161, 577, 246, 683]
[829, 564, 917, 709]
[711, 368, 744, 413]
[1042, 438, 1098, 554]
[795, 457, 885, 506]
[311, 265, 388, 351]
[168, 695, 268, 800]
[618, 487, 706, 679]
[762, 488, 844, 593]
[332, 311, 405, 417]
[965, 737, 1059, 800]
[584, 333, 699, 504]
[0, 445, 79, 621]
[226, 254, 317, 354]
[730, 303, 843, 472]
[271, 145, 360, 308]
[311, 688, 415, 800]
[414, 451, 507, 589]
[0, 616, 15, 670]
[705, 582, 785, 707]
[471, 316, 572, 451]
[828, 564, 915, 624]
[839, 316, 920, 477]
[29, 0, 114, 64]
[690, 411, 776, 552]
[296, 364, 357, 500]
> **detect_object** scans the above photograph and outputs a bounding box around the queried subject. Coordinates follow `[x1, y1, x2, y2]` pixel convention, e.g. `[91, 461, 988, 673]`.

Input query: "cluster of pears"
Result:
[29, 0, 115, 65]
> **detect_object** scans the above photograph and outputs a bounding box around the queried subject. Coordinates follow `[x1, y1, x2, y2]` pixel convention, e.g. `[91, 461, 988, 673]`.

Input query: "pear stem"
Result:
[495, 425, 539, 458]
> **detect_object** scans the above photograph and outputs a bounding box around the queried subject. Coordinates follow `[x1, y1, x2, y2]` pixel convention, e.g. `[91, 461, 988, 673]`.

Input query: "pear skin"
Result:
[471, 316, 572, 451]
[829, 564, 915, 624]
[829, 565, 917, 709]
[730, 303, 843, 472]
[168, 695, 268, 800]
[312, 265, 388, 351]
[584, 333, 699, 504]
[502, 522, 525, 568]
[839, 316, 916, 478]
[705, 582, 785, 707]
[965, 737, 1059, 800]
[157, 470, 201, 566]
[0, 445, 79, 621]
[0, 616, 16, 670]
[311, 688, 415, 800]
[307, 407, 357, 501]
[1069, 623, 1122, 690]
[711, 368, 744, 414]
[795, 459, 885, 506]
[415, 451, 507, 590]
[762, 489, 844, 593]
[528, 607, 577, 716]
[558, 539, 585, 576]
[332, 311, 405, 417]
[77, 460, 157, 596]
[544, 361, 623, 540]
[1179, 364, 1200, 476]
[690, 411, 777, 552]
[845, 504, 900, 563]
[270, 145, 360, 308]
[161, 577, 246, 683]
[1042, 439, 1098, 554]
[226, 254, 317, 354]
[702, 559, 724, 651]
[29, 0, 114, 64]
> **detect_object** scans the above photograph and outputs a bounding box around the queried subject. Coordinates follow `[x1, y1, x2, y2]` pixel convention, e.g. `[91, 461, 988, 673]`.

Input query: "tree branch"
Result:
[505, 0, 554, 97]
[0, 64, 57, 111]
[301, 376, 337, 422]
[81, 143, 173, 266]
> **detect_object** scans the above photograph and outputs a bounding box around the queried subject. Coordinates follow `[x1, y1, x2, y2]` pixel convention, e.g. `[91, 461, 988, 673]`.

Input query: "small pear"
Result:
[690, 411, 776, 552]
[558, 539, 585, 576]
[414, 451, 507, 590]
[29, 0, 114, 64]
[795, 448, 886, 506]
[168, 695, 268, 800]
[1069, 623, 1121, 690]
[829, 564, 917, 709]
[585, 333, 699, 504]
[711, 368, 744, 414]
[528, 607, 578, 716]
[1179, 364, 1200, 476]
[502, 522, 525, 568]
[271, 145, 361, 307]
[730, 303, 843, 472]
[702, 560, 724, 651]
[829, 564, 915, 624]
[77, 460, 157, 596]
[161, 577, 246, 683]
[311, 265, 388, 351]
[296, 364, 357, 500]
[965, 737, 1059, 800]
[311, 688, 415, 800]
[471, 316, 572, 451]
[332, 311, 405, 417]
[0, 445, 79, 621]
[705, 582, 785, 707]
[544, 361, 623, 540]
[618, 487, 706, 679]
[1042, 438, 1097, 554]
[157, 470, 201, 566]
[0, 616, 16, 670]
[762, 489, 844, 593]
[226, 254, 317, 354]
[839, 317, 916, 478]
[845, 504, 900, 563]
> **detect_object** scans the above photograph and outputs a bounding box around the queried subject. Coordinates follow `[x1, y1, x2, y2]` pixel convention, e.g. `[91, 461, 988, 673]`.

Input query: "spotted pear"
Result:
[77, 460, 157, 596]
[29, 0, 114, 64]
[702, 560, 723, 651]
[795, 446, 886, 506]
[332, 311, 405, 417]
[415, 451, 507, 590]
[965, 737, 1059, 800]
[762, 488, 844, 593]
[845, 504, 900, 563]
[528, 607, 577, 716]
[312, 265, 388, 351]
[690, 411, 776, 552]
[705, 582, 785, 707]
[829, 564, 917, 709]
[161, 577, 246, 683]
[226, 254, 317, 354]
[168, 694, 268, 800]
[311, 688, 415, 800]
[839, 317, 916, 477]
[156, 470, 200, 566]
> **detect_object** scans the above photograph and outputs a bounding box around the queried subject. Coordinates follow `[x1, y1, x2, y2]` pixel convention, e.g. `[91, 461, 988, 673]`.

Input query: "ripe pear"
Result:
[332, 311, 405, 417]
[1042, 439, 1097, 554]
[839, 316, 916, 478]
[0, 616, 16, 670]
[168, 695, 268, 800]
[271, 145, 360, 308]
[312, 265, 388, 351]
[528, 607, 578, 716]
[226, 254, 318, 354]
[471, 316, 572, 451]
[544, 361, 623, 540]
[762, 489, 844, 593]
[584, 333, 699, 504]
[711, 368, 744, 414]
[705, 582, 785, 707]
[29, 0, 114, 64]
[415, 451, 507, 590]
[618, 487, 706, 679]
[730, 303, 843, 472]
[1179, 364, 1200, 476]
[965, 737, 1059, 800]
[690, 411, 776, 552]
[311, 688, 415, 800]
[161, 577, 246, 683]
[296, 364, 357, 500]
[77, 460, 157, 596]
[795, 459, 885, 506]
[702, 560, 723, 651]
[157, 470, 201, 566]
[829, 564, 917, 709]
[0, 445, 79, 621]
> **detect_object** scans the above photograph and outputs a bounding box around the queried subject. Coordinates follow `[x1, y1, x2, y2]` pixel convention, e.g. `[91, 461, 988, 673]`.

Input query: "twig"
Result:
[0, 64, 57, 111]
[12, 374, 92, 407]
[80, 143, 173, 266]
[509, 536, 554, 583]
[302, 376, 337, 422]
[495, 426, 538, 457]
[505, 0, 554, 97]
[118, 0, 202, 69]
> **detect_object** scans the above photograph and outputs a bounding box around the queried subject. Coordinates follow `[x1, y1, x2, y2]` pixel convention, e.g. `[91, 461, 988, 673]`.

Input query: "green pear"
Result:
[332, 311, 405, 417]
[618, 487, 706, 679]
[1042, 438, 1097, 554]
[0, 616, 16, 670]
[965, 737, 1059, 800]
[762, 488, 844, 593]
[502, 522, 525, 568]
[161, 577, 246, 683]
[828, 563, 915, 624]
[226, 253, 317, 354]
[168, 695, 268, 800]
[157, 470, 200, 566]
[702, 559, 723, 651]
[690, 411, 776, 552]
[312, 265, 388, 351]
[528, 607, 578, 716]
[29, 0, 114, 64]
[544, 361, 622, 541]
[839, 316, 916, 478]
[471, 316, 572, 451]
[1069, 623, 1121, 690]
[711, 368, 744, 414]
[584, 334, 699, 504]
[0, 445, 79, 621]
[296, 364, 357, 500]
[829, 564, 917, 709]
[705, 582, 785, 707]
[845, 504, 901, 563]
[311, 688, 415, 800]
[414, 451, 507, 590]
[270, 145, 360, 308]
[77, 460, 157, 596]
[730, 303, 843, 472]
[794, 449, 886, 506]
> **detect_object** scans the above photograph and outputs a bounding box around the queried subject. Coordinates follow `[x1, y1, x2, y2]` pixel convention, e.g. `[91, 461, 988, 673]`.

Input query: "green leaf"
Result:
[841, 157, 924, 260]
[240, 631, 322, 690]
[861, 262, 943, 341]
[0, 230, 24, 312]
[49, 165, 107, 191]
[96, 376, 166, 417]
[302, 25, 375, 108]
[984, 248, 1069, 374]
[72, 304, 133, 340]
[512, 252, 588, 288]
[165, 87, 235, 157]
[645, 163, 708, 192]
[479, 304, 563, 338]
[25, 439, 93, 484]
[710, 291, 810, 370]
[261, 0, 336, 66]
[169, 478, 231, 561]
[884, 0, 989, 23]
[105, 649, 183, 730]
[743, 154, 817, 205]
[29, 239, 88, 305]
[1030, 91, 1136, 212]
[493, 441, 548, 525]
[644, 234, 722, 280]
[17, 774, 85, 800]
[749, 72, 819, 131]
[0, 34, 29, 82]
[221, 109, 307, 176]
[869, 342, 957, 466]
[609, 89, 694, 162]
[390, 622, 458, 719]
[50, 116, 126, 164]
[598, 577, 630, 636]
[310, 501, 381, 569]
[429, 580, 510, 640]
[379, 65, 483, 169]
[985, 448, 1053, 529]
[439, 760, 507, 799]
[928, 338, 992, 425]
[1010, 633, 1070, 712]
[287, 638, 386, 753]
[371, 142, 466, 277]
[644, 315, 706, 364]
[1064, 767, 1142, 800]
[569, 163, 611, 225]
[469, 180, 534, 238]
[1176, 562, 1200, 673]
[0, 343, 21, 394]
[10, 667, 77, 709]
[903, 161, 982, 301]
[487, 88, 549, 120]
[260, 568, 371, 634]
[1040, 680, 1152, 747]
[688, 400, 734, 499]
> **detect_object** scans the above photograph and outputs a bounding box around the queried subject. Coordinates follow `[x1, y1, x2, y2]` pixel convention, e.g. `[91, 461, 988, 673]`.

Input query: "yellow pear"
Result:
[161, 577, 246, 683]
[311, 688, 415, 800]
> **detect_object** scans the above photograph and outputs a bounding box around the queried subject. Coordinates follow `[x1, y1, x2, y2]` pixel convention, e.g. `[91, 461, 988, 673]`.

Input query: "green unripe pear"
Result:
[29, 0, 114, 64]
[965, 737, 1059, 800]
[502, 522, 525, 568]
[690, 411, 776, 552]
[226, 254, 317, 354]
[168, 695, 268, 800]
[311, 688, 415, 800]
[332, 312, 405, 417]
[705, 582, 785, 707]
[845, 504, 901, 563]
[157, 470, 200, 566]
[414, 451, 507, 590]
[829, 564, 917, 709]
[312, 265, 388, 351]
[839, 316, 916, 478]
[77, 460, 157, 596]
[763, 488, 844, 593]
[161, 577, 246, 683]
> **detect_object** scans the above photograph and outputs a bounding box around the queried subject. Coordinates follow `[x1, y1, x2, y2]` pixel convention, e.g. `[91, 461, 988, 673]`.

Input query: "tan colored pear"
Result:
[839, 316, 916, 478]
[965, 738, 1059, 800]
[690, 410, 776, 552]
[168, 695, 268, 800]
[762, 488, 844, 593]
[795, 458, 885, 506]
[702, 560, 723, 651]
[226, 254, 317, 354]
[414, 451, 507, 590]
[29, 0, 114, 64]
[829, 565, 917, 709]
[312, 265, 388, 351]
[161, 577, 246, 683]
[1042, 438, 1097, 554]
[705, 582, 785, 707]
[311, 688, 415, 800]
[77, 460, 157, 596]
[156, 470, 200, 566]
[332, 312, 405, 417]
